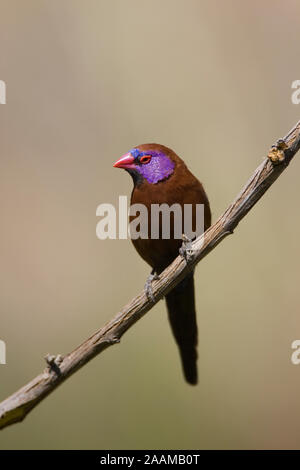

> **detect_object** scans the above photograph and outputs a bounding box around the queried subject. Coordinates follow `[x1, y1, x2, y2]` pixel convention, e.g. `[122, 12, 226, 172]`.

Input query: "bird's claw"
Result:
[144, 271, 159, 302]
[179, 234, 194, 263]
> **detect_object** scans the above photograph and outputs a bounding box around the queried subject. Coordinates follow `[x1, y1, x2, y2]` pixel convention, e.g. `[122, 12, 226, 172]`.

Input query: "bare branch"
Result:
[0, 120, 300, 430]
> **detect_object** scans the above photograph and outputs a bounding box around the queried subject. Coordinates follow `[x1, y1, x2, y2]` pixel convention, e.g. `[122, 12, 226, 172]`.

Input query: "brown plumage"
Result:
[114, 143, 211, 384]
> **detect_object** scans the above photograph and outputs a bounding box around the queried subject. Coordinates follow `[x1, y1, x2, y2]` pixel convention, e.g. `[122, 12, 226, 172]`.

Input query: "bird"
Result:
[113, 143, 211, 384]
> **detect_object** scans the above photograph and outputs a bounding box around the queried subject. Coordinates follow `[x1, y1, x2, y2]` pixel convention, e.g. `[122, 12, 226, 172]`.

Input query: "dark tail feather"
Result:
[165, 273, 198, 385]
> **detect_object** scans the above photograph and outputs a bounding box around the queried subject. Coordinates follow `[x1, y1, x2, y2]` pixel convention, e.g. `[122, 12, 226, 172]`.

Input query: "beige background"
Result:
[0, 0, 300, 449]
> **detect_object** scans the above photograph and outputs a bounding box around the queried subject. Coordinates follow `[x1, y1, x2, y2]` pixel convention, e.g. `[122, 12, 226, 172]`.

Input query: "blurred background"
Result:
[0, 0, 300, 450]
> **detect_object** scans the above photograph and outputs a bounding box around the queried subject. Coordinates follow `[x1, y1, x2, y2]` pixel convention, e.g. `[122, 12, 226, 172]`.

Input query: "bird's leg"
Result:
[179, 234, 195, 263]
[144, 268, 159, 302]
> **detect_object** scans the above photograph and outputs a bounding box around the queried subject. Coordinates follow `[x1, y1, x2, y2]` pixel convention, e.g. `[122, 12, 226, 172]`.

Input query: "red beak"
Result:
[113, 153, 135, 169]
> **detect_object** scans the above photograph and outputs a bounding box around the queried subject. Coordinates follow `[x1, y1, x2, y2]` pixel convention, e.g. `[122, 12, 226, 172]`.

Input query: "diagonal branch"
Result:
[0, 120, 300, 430]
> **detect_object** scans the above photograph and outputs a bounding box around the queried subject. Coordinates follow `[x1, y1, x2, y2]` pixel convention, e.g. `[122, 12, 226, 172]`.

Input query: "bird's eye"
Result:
[140, 155, 152, 164]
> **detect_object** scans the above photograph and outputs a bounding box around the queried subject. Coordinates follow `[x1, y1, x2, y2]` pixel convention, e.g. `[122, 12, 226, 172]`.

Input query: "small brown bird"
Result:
[113, 144, 211, 384]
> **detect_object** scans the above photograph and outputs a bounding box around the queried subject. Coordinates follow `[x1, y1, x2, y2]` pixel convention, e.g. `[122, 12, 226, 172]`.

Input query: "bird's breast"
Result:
[129, 175, 211, 272]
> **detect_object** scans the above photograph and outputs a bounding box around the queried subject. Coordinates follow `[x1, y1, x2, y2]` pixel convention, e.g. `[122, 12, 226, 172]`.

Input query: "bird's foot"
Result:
[144, 269, 159, 302]
[179, 234, 195, 263]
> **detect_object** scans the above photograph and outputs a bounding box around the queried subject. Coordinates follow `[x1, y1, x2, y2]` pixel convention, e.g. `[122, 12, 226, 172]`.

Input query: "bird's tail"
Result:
[165, 273, 198, 385]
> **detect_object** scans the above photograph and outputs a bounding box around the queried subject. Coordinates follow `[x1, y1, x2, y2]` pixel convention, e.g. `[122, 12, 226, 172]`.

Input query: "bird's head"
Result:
[113, 144, 176, 185]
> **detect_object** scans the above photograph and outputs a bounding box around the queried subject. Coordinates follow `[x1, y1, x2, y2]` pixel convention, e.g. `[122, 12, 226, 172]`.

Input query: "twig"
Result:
[0, 120, 300, 430]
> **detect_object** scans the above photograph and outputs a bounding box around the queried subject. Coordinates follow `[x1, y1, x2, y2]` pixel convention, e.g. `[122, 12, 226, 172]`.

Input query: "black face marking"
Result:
[125, 168, 144, 187]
